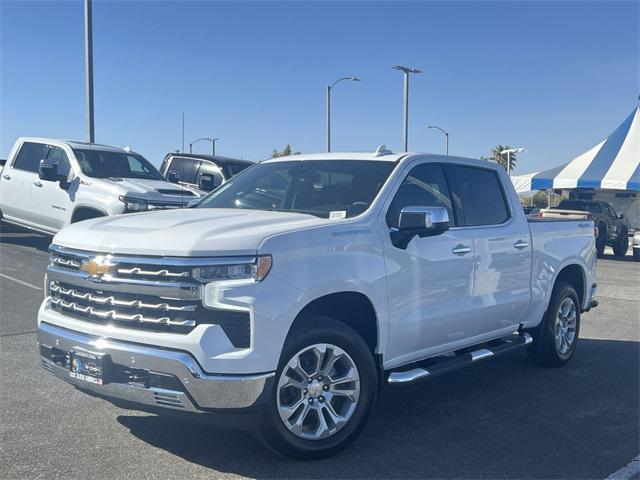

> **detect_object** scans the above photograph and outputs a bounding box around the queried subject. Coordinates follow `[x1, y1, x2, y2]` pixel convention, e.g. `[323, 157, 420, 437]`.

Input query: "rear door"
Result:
[448, 165, 532, 334]
[196, 161, 224, 192]
[0, 141, 48, 224]
[169, 157, 201, 189]
[29, 145, 73, 231]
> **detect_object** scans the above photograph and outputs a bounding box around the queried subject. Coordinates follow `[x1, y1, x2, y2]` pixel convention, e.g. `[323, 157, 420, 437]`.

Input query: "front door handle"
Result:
[33, 181, 43, 187]
[452, 245, 472, 255]
[2, 174, 10, 180]
[514, 240, 529, 249]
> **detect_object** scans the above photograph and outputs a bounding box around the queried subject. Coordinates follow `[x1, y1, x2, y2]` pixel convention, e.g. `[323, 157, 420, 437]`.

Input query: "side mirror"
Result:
[198, 174, 218, 192]
[166, 170, 180, 183]
[39, 159, 60, 182]
[391, 206, 450, 249]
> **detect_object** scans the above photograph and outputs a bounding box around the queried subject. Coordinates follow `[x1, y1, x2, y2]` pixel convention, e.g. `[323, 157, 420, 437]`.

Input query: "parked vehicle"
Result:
[633, 230, 640, 261]
[522, 206, 540, 216]
[38, 150, 598, 459]
[539, 199, 629, 258]
[0, 138, 199, 235]
[159, 153, 253, 194]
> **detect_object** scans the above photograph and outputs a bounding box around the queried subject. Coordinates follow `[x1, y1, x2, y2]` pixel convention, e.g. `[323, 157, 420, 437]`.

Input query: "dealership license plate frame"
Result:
[69, 350, 105, 385]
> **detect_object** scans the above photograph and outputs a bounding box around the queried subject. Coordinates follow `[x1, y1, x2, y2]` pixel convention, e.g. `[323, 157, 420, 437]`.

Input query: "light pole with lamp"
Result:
[392, 65, 422, 152]
[500, 147, 526, 176]
[326, 76, 360, 152]
[427, 125, 449, 155]
[190, 137, 218, 156]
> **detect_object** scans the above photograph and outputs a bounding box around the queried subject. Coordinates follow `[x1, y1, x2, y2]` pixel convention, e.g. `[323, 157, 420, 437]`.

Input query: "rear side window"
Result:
[386, 164, 455, 228]
[13, 142, 49, 173]
[452, 166, 510, 226]
[169, 157, 200, 184]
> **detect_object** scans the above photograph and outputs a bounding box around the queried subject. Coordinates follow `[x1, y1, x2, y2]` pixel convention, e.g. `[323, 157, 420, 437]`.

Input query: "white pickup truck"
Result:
[0, 137, 198, 234]
[37, 150, 598, 459]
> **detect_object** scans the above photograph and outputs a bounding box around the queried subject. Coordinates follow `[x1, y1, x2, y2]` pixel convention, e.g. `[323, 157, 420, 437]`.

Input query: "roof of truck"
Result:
[164, 152, 253, 165]
[16, 137, 136, 154]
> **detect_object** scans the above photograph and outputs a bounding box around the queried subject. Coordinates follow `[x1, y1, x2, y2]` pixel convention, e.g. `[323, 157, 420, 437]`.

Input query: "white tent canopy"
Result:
[511, 105, 640, 193]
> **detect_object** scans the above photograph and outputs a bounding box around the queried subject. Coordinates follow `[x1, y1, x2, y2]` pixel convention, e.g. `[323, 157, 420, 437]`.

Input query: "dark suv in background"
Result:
[160, 153, 253, 194]
[554, 199, 629, 258]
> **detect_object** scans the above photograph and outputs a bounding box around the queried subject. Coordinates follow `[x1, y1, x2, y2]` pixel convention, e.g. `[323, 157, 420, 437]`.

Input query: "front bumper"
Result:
[37, 322, 274, 414]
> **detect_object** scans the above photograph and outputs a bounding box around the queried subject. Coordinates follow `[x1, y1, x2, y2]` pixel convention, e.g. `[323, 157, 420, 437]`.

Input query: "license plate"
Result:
[70, 351, 104, 385]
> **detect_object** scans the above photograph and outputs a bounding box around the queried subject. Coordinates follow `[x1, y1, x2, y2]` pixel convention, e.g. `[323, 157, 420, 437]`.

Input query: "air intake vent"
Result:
[152, 389, 185, 408]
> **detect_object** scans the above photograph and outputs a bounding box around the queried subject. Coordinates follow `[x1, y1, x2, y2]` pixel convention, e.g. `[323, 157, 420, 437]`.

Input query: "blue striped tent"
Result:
[512, 105, 639, 193]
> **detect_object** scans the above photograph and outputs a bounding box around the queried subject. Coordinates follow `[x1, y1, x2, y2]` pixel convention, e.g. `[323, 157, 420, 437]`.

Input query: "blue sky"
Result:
[1, 0, 638, 173]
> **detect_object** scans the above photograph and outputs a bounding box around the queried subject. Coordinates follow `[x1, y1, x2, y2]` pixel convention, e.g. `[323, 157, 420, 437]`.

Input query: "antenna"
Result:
[374, 145, 392, 157]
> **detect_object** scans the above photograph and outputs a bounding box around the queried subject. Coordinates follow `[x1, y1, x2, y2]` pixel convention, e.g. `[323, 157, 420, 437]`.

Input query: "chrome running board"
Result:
[388, 332, 533, 385]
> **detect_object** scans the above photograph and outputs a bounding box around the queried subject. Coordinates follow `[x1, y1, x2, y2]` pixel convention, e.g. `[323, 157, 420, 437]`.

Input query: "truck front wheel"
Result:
[260, 316, 378, 460]
[527, 282, 581, 367]
[612, 228, 629, 257]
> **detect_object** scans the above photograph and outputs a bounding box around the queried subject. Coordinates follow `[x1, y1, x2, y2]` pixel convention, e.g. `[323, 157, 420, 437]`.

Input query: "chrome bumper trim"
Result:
[37, 322, 274, 412]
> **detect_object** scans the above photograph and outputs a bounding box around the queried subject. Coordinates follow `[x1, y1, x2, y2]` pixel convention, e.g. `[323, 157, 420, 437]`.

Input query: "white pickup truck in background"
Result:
[0, 137, 198, 234]
[37, 150, 598, 459]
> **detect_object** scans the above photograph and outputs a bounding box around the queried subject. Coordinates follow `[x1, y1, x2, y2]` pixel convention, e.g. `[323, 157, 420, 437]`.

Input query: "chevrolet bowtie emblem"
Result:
[80, 258, 113, 277]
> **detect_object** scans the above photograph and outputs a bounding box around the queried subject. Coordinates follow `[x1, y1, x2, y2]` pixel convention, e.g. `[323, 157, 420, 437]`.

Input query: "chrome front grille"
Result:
[46, 245, 252, 347]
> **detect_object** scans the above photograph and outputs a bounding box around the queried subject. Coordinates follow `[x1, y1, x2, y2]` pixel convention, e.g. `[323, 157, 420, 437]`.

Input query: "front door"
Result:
[30, 145, 73, 231]
[382, 162, 476, 368]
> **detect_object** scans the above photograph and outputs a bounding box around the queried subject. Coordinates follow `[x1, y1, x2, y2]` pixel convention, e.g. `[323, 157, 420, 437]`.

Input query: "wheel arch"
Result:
[553, 263, 586, 309]
[288, 291, 380, 356]
[71, 205, 108, 223]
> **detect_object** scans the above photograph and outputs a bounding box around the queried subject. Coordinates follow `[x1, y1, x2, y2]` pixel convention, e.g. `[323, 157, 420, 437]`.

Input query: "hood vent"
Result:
[156, 189, 196, 196]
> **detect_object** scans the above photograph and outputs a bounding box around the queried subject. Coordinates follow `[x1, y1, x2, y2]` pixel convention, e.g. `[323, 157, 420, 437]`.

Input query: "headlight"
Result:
[118, 195, 148, 212]
[193, 255, 272, 283]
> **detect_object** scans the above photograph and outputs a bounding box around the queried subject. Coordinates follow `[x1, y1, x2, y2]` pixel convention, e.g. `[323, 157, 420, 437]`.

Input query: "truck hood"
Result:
[93, 177, 201, 202]
[53, 208, 329, 256]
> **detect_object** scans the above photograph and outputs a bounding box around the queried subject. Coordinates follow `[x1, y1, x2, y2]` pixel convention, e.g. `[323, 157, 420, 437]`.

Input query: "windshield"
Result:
[197, 160, 395, 218]
[74, 149, 163, 180]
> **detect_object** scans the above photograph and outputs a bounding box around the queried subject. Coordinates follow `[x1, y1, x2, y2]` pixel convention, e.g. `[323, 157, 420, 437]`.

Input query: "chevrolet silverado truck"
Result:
[37, 150, 598, 459]
[0, 138, 199, 234]
[540, 199, 629, 258]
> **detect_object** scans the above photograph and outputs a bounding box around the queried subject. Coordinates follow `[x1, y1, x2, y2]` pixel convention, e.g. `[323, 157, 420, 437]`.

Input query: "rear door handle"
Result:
[452, 245, 472, 255]
[33, 181, 43, 187]
[514, 240, 529, 249]
[2, 174, 10, 180]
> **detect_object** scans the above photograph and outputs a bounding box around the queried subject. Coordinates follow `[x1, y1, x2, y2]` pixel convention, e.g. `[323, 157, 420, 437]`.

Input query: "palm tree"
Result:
[482, 144, 518, 171]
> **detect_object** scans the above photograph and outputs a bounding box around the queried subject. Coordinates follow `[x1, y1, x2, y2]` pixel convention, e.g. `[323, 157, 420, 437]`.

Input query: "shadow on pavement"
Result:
[117, 338, 639, 479]
[0, 221, 52, 252]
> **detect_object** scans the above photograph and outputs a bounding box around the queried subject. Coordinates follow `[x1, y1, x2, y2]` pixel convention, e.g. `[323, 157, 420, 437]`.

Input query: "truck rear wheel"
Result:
[527, 282, 581, 367]
[260, 315, 378, 460]
[612, 228, 629, 257]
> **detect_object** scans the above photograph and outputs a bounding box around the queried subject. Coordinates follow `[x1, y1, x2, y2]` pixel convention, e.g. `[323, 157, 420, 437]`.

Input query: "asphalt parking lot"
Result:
[0, 222, 638, 480]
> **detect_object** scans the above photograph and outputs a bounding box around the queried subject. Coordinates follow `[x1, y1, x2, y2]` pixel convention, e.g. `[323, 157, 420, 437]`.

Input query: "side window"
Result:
[198, 162, 224, 188]
[170, 158, 200, 184]
[46, 146, 71, 177]
[589, 203, 602, 214]
[452, 166, 510, 226]
[13, 142, 49, 173]
[386, 163, 455, 228]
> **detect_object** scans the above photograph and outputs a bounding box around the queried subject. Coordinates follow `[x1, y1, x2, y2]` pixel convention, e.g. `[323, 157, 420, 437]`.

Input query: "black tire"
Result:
[596, 225, 606, 258]
[634, 249, 640, 262]
[612, 228, 629, 257]
[259, 315, 378, 460]
[527, 282, 581, 367]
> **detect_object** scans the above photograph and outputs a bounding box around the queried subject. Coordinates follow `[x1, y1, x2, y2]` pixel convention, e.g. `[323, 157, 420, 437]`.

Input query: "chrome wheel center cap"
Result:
[307, 380, 324, 398]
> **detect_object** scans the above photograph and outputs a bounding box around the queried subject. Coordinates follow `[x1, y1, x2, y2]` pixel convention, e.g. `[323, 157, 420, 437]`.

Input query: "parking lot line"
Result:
[606, 456, 640, 480]
[0, 273, 42, 290]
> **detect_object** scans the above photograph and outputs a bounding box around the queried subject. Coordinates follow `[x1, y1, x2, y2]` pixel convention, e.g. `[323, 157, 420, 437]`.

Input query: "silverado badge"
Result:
[80, 257, 113, 277]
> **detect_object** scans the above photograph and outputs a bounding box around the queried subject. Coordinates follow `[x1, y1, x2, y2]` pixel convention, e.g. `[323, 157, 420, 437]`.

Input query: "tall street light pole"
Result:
[190, 137, 218, 155]
[500, 147, 526, 176]
[326, 76, 359, 152]
[427, 125, 449, 155]
[84, 0, 95, 143]
[392, 65, 421, 152]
